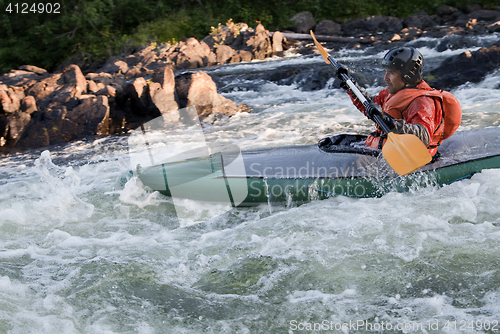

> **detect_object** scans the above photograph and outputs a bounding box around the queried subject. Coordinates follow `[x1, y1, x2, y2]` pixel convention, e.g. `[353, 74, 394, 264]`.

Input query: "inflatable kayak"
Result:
[136, 127, 500, 206]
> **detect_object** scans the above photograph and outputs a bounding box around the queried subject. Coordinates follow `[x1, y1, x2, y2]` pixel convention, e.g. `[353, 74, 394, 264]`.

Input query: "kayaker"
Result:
[339, 47, 461, 158]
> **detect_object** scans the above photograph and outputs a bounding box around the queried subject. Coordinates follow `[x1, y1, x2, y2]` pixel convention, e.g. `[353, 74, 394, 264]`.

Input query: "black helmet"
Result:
[382, 47, 424, 85]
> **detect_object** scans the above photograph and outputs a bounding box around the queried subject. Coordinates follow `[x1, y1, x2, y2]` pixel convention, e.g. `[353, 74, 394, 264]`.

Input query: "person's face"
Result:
[384, 69, 406, 94]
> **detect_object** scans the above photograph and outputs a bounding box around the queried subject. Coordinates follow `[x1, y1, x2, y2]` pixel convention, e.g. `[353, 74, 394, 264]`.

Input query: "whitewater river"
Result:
[1, 33, 500, 333]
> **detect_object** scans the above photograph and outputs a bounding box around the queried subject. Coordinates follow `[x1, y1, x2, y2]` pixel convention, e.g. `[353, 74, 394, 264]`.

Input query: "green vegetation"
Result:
[0, 0, 498, 73]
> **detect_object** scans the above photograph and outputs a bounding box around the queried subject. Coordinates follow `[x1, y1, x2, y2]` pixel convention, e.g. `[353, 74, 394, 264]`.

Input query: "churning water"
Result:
[1, 34, 500, 333]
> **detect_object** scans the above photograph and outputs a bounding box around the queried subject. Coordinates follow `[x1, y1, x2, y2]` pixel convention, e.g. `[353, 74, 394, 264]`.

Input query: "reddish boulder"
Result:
[149, 65, 178, 115]
[214, 45, 235, 64]
[244, 23, 272, 60]
[272, 31, 285, 53]
[21, 96, 37, 114]
[0, 85, 25, 113]
[176, 72, 249, 119]
[18, 65, 47, 75]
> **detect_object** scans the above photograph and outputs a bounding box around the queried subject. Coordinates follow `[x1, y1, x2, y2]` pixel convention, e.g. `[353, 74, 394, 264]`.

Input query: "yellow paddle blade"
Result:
[310, 31, 330, 64]
[382, 133, 432, 175]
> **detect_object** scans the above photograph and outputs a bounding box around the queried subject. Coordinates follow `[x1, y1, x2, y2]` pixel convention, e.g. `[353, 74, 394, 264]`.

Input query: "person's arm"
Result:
[392, 96, 437, 146]
[391, 119, 430, 146]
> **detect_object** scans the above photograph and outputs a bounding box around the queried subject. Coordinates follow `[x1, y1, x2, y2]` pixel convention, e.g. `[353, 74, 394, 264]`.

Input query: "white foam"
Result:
[118, 177, 165, 209]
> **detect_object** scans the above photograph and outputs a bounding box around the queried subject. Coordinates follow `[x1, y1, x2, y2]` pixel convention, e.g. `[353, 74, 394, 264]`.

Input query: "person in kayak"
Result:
[339, 47, 461, 158]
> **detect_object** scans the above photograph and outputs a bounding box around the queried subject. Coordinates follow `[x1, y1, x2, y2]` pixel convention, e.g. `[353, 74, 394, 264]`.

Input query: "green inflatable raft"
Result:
[135, 128, 500, 206]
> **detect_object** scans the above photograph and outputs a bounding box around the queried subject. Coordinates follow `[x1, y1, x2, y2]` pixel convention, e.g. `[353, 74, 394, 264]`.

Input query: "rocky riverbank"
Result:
[1, 5, 500, 153]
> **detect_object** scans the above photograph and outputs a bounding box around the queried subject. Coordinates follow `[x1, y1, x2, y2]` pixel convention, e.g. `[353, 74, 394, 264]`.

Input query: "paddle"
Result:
[310, 31, 432, 176]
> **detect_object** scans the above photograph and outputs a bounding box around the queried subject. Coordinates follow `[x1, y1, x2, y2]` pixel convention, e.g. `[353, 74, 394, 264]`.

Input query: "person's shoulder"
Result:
[416, 80, 433, 90]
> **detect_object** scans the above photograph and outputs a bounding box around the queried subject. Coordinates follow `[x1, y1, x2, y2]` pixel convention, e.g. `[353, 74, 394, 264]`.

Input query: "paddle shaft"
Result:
[324, 54, 392, 134]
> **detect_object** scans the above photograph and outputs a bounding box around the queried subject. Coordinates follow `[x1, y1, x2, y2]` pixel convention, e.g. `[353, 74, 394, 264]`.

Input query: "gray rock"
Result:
[6, 112, 31, 143]
[365, 15, 403, 33]
[437, 6, 460, 17]
[428, 45, 500, 89]
[468, 10, 500, 22]
[291, 11, 315, 33]
[341, 18, 365, 36]
[65, 96, 110, 135]
[20, 125, 50, 148]
[403, 12, 440, 29]
[488, 21, 500, 32]
[124, 77, 150, 114]
[314, 20, 341, 35]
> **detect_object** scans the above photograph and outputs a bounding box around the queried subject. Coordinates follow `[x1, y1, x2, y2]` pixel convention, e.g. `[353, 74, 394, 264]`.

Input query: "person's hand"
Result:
[365, 102, 383, 120]
[365, 102, 396, 132]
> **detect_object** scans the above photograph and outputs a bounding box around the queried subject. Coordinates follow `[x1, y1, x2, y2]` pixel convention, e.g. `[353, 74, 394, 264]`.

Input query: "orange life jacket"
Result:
[367, 83, 462, 156]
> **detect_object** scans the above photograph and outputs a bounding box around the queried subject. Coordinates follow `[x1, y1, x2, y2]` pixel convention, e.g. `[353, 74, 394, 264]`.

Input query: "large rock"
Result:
[18, 65, 47, 75]
[0, 85, 25, 113]
[272, 31, 285, 53]
[314, 20, 341, 35]
[489, 21, 500, 33]
[214, 45, 235, 64]
[25, 64, 87, 110]
[85, 72, 125, 93]
[229, 50, 253, 63]
[124, 77, 150, 115]
[290, 12, 315, 33]
[98, 58, 130, 74]
[66, 96, 110, 135]
[244, 23, 272, 60]
[40, 105, 80, 143]
[0, 114, 8, 145]
[203, 22, 249, 48]
[428, 45, 500, 89]
[26, 73, 62, 105]
[149, 65, 178, 115]
[403, 12, 441, 29]
[61, 64, 86, 96]
[21, 96, 37, 114]
[468, 9, 500, 22]
[365, 16, 403, 33]
[0, 69, 42, 89]
[175, 72, 249, 118]
[341, 18, 366, 36]
[171, 38, 215, 69]
[437, 6, 463, 23]
[19, 125, 50, 148]
[6, 112, 31, 143]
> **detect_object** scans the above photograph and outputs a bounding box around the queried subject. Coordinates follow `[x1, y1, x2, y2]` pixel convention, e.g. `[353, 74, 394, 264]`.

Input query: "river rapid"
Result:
[1, 33, 500, 333]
